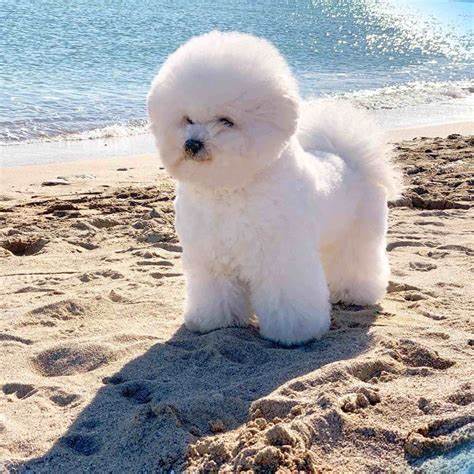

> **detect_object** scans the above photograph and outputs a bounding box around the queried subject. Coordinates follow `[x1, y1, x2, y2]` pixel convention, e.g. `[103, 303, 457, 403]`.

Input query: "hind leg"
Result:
[323, 189, 389, 305]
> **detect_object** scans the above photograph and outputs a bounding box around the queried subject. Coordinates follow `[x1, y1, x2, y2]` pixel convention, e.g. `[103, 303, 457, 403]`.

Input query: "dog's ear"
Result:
[146, 78, 163, 137]
[283, 92, 300, 138]
[269, 90, 300, 140]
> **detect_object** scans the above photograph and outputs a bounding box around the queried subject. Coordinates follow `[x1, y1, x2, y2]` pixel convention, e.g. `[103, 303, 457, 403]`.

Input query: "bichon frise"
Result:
[147, 31, 401, 345]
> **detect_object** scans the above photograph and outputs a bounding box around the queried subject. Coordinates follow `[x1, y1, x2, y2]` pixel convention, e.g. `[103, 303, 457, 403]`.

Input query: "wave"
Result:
[49, 122, 150, 142]
[335, 80, 474, 110]
[0, 120, 149, 146]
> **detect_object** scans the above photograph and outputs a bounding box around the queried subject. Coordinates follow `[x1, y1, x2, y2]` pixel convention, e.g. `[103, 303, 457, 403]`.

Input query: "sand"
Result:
[0, 133, 473, 472]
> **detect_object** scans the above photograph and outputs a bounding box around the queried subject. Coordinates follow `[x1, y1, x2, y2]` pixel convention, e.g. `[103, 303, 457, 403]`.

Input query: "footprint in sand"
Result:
[215, 340, 270, 365]
[1, 237, 48, 256]
[5, 384, 83, 406]
[60, 433, 101, 456]
[31, 343, 114, 377]
[48, 388, 82, 407]
[30, 299, 86, 321]
[385, 339, 454, 370]
[409, 261, 437, 272]
[349, 359, 400, 384]
[120, 381, 153, 404]
[447, 383, 473, 407]
[2, 383, 37, 399]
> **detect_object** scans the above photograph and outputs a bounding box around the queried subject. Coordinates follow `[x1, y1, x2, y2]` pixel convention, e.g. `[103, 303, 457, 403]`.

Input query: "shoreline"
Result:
[386, 121, 474, 143]
[1, 121, 473, 173]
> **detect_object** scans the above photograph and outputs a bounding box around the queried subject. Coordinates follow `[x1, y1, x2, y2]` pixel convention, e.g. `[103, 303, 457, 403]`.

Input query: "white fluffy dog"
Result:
[147, 31, 400, 345]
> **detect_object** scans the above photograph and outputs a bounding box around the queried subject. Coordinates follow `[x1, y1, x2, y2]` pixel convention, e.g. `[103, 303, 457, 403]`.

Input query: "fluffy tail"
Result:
[297, 99, 402, 201]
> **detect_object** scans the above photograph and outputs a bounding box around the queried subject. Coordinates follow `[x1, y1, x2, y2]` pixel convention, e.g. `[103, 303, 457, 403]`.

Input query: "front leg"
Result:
[250, 248, 331, 346]
[183, 263, 252, 333]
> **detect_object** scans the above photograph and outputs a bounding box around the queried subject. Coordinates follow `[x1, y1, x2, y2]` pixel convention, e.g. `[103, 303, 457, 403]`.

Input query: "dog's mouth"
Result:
[184, 150, 212, 162]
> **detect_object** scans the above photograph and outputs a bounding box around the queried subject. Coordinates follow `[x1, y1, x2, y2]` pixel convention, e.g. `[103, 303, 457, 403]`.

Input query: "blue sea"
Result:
[0, 0, 473, 158]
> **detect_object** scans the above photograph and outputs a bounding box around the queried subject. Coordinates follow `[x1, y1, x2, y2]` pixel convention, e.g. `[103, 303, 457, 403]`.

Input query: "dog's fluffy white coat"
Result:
[148, 31, 401, 345]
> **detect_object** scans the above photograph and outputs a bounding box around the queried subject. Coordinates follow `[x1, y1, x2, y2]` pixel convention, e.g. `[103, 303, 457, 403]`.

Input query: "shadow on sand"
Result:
[19, 306, 379, 472]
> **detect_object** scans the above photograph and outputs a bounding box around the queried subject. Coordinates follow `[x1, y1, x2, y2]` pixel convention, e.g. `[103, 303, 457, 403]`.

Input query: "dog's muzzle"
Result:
[184, 139, 204, 156]
[183, 138, 211, 161]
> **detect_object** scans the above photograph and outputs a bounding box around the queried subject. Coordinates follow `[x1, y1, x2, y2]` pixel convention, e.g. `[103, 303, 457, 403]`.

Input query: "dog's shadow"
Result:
[21, 306, 380, 472]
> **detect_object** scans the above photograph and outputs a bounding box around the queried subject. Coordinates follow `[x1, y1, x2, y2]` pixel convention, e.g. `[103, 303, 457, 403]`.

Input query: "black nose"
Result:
[184, 139, 203, 155]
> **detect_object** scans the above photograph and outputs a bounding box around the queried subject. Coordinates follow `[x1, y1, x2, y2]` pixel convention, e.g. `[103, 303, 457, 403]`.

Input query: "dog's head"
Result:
[147, 31, 300, 189]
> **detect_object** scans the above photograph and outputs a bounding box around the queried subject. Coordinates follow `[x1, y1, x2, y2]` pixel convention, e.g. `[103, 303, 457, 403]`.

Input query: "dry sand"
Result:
[0, 134, 473, 472]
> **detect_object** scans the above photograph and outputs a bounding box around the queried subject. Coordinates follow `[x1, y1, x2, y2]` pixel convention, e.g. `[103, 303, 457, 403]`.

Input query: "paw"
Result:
[184, 310, 228, 333]
[330, 281, 387, 306]
[184, 307, 251, 333]
[258, 309, 330, 346]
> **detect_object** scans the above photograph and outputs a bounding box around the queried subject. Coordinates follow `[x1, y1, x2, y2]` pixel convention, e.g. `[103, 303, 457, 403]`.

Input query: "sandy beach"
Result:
[0, 130, 473, 472]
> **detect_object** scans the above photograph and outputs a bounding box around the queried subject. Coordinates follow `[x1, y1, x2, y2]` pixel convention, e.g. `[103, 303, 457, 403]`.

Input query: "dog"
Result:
[147, 31, 401, 345]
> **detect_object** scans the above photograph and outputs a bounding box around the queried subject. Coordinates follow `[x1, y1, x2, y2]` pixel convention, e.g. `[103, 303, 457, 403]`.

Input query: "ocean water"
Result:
[414, 441, 474, 474]
[0, 0, 473, 149]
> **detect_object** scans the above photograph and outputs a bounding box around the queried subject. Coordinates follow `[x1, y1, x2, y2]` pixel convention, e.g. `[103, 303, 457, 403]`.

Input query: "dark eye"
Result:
[219, 117, 234, 127]
[184, 116, 194, 125]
